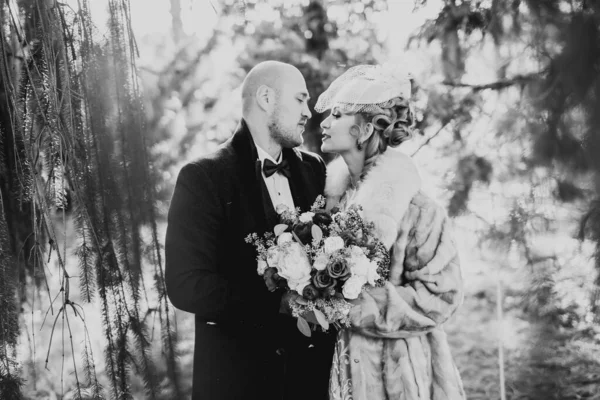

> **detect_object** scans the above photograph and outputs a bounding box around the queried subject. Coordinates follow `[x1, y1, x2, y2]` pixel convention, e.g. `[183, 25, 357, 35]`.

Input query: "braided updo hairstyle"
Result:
[346, 96, 415, 178]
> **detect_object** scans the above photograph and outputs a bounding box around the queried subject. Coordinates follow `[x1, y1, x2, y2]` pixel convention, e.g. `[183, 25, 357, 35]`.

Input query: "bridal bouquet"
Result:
[245, 196, 390, 336]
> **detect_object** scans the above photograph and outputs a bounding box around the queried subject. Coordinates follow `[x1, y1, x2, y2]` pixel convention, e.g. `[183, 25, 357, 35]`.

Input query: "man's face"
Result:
[268, 72, 312, 148]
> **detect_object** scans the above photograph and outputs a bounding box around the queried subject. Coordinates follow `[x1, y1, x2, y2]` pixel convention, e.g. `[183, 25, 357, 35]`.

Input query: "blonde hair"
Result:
[346, 96, 415, 178]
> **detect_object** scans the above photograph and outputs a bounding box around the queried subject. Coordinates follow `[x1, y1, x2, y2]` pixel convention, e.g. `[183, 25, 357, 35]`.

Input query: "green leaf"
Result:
[295, 296, 309, 305]
[313, 308, 329, 331]
[291, 230, 304, 244]
[297, 316, 312, 337]
[274, 224, 288, 236]
[311, 224, 323, 243]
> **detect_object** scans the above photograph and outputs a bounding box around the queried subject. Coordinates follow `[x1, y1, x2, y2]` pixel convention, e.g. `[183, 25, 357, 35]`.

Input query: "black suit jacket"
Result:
[165, 120, 334, 400]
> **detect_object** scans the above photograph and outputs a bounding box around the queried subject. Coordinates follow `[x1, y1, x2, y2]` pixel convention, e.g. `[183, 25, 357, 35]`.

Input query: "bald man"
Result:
[165, 61, 335, 400]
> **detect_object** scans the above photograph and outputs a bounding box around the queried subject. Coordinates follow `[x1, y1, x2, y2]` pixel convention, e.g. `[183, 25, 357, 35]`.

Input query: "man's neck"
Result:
[245, 117, 282, 160]
[255, 140, 282, 161]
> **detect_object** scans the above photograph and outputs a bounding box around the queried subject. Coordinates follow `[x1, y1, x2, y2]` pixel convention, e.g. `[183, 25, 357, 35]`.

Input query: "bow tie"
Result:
[263, 158, 291, 179]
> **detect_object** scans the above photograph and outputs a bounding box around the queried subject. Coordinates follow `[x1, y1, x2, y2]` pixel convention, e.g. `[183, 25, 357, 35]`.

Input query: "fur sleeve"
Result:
[349, 202, 464, 339]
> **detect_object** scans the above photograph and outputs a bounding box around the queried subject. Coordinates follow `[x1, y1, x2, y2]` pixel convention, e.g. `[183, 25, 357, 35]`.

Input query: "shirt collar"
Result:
[255, 143, 282, 165]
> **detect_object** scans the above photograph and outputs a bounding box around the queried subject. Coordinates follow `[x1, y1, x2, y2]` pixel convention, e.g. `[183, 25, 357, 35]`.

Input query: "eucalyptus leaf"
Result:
[292, 230, 304, 244]
[297, 316, 312, 337]
[311, 224, 323, 243]
[313, 308, 329, 331]
[274, 224, 289, 236]
[295, 296, 309, 305]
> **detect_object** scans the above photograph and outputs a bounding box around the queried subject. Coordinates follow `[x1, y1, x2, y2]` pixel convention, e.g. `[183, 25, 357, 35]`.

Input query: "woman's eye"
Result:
[332, 113, 340, 119]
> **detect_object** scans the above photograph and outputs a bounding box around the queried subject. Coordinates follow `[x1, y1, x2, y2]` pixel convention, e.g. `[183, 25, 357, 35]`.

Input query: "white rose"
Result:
[342, 275, 367, 300]
[313, 251, 330, 271]
[275, 204, 290, 214]
[324, 236, 345, 255]
[277, 232, 293, 245]
[299, 212, 315, 223]
[349, 245, 365, 258]
[266, 247, 282, 268]
[366, 261, 380, 286]
[256, 259, 268, 276]
[350, 256, 369, 279]
[277, 242, 313, 293]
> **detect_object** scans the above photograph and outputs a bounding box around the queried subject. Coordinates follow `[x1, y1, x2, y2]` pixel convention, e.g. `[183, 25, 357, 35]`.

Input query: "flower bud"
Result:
[302, 284, 319, 301]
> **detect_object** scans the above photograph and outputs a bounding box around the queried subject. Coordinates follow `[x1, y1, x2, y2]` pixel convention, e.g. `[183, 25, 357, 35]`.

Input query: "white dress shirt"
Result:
[255, 145, 295, 211]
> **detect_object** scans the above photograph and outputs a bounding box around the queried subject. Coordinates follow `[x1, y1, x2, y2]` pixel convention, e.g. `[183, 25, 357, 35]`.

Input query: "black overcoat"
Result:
[165, 120, 335, 400]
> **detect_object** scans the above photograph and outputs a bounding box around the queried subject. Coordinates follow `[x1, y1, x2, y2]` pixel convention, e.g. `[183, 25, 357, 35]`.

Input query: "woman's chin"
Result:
[320, 143, 333, 153]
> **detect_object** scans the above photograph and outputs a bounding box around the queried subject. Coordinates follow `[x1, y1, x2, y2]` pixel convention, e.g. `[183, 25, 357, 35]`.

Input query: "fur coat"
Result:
[325, 149, 466, 400]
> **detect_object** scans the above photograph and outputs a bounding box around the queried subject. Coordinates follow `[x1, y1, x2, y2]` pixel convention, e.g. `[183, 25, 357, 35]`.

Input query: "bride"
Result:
[316, 65, 466, 400]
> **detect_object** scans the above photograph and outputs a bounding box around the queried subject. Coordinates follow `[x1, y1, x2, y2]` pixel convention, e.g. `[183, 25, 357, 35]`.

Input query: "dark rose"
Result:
[302, 284, 319, 301]
[292, 222, 312, 245]
[313, 210, 333, 227]
[327, 258, 351, 280]
[313, 270, 337, 290]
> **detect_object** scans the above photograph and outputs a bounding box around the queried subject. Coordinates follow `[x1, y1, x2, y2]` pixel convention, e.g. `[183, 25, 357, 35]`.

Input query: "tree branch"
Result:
[411, 120, 452, 156]
[442, 72, 544, 91]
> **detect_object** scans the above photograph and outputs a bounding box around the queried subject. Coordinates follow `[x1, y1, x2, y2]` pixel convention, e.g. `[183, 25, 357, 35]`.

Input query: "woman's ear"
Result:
[359, 122, 375, 143]
[364, 123, 374, 139]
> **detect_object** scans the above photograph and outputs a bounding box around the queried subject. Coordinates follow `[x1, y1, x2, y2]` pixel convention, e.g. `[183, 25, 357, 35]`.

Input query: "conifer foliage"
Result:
[0, 1, 178, 398]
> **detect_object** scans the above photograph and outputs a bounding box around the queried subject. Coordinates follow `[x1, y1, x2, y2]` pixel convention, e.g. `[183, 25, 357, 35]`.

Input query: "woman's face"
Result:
[320, 106, 358, 154]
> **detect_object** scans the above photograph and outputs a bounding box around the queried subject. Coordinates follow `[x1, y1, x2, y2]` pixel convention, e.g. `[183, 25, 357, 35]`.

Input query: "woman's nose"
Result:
[320, 117, 329, 129]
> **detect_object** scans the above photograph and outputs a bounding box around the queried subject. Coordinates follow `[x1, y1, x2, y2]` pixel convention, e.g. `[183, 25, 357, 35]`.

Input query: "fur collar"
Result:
[324, 149, 422, 248]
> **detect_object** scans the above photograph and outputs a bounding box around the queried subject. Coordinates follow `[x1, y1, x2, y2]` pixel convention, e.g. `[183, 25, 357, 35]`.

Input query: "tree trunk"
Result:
[170, 0, 184, 44]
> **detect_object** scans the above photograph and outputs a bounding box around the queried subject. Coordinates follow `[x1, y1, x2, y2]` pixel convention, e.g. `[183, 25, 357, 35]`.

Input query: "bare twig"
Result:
[411, 120, 452, 156]
[442, 71, 544, 91]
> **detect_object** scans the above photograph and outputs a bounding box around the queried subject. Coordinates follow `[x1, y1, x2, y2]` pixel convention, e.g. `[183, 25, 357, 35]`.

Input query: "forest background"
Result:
[1, 0, 600, 399]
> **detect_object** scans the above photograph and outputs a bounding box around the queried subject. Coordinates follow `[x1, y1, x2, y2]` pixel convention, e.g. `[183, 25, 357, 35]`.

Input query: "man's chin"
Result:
[289, 132, 304, 148]
[280, 137, 303, 149]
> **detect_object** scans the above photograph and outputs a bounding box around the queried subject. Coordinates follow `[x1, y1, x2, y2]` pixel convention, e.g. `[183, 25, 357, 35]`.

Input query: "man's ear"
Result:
[256, 85, 274, 112]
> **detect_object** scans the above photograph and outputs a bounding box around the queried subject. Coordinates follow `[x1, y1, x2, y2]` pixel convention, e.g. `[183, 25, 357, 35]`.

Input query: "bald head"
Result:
[241, 61, 305, 117]
[240, 61, 311, 152]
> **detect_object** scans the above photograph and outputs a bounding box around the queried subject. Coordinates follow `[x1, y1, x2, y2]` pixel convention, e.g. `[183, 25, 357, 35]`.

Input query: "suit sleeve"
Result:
[349, 204, 464, 339]
[165, 162, 239, 320]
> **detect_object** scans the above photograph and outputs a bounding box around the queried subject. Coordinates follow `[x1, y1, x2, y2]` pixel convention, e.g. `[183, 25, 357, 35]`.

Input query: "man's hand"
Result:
[279, 291, 319, 325]
[279, 291, 300, 314]
[263, 267, 286, 292]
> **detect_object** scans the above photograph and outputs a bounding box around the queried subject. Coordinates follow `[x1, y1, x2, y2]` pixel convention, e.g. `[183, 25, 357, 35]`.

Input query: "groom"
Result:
[165, 61, 335, 400]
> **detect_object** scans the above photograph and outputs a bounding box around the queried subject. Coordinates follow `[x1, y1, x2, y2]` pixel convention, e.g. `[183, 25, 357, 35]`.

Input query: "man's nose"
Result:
[303, 103, 312, 119]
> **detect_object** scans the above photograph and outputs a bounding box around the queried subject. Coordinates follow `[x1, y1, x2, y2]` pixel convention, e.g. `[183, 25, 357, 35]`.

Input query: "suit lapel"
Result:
[230, 120, 271, 233]
[255, 159, 279, 229]
[230, 120, 320, 232]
